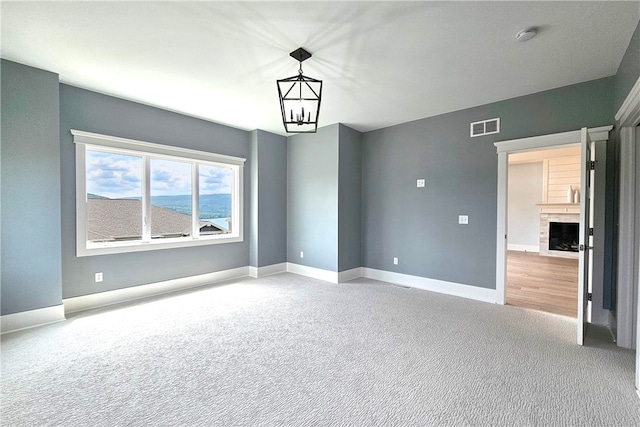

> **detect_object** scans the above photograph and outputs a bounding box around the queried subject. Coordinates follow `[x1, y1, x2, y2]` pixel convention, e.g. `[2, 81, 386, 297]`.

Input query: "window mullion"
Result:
[142, 156, 151, 241]
[192, 163, 200, 239]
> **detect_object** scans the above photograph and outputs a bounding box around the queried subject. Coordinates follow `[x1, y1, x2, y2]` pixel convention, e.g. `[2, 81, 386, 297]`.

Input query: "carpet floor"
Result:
[2, 273, 639, 426]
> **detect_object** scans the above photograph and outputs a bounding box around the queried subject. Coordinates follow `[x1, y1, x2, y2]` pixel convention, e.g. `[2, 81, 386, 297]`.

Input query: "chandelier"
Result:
[276, 48, 323, 133]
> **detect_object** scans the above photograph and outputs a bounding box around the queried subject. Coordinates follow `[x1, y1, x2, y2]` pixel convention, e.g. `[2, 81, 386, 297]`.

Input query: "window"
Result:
[73, 130, 245, 256]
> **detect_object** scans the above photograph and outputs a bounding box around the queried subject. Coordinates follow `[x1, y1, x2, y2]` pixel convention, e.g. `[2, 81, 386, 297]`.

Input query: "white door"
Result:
[577, 127, 593, 345]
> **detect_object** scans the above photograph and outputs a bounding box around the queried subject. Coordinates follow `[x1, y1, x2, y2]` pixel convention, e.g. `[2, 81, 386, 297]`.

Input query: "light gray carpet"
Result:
[2, 273, 639, 426]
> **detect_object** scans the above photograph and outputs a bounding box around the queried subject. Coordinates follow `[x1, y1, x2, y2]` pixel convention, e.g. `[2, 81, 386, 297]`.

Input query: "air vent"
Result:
[470, 118, 500, 137]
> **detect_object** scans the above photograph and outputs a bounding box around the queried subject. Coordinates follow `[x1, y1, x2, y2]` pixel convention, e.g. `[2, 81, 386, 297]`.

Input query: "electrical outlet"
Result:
[458, 215, 469, 225]
[393, 257, 398, 265]
[417, 179, 425, 188]
[300, 251, 304, 259]
[95, 272, 103, 283]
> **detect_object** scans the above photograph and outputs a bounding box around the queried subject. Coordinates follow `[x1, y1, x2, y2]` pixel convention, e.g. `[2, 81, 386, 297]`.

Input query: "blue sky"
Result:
[86, 151, 232, 199]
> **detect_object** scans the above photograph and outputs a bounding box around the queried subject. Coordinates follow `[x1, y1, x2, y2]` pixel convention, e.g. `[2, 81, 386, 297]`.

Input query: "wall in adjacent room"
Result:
[362, 77, 615, 290]
[1, 60, 63, 315]
[507, 162, 543, 251]
[251, 130, 287, 268]
[59, 84, 251, 299]
[287, 124, 339, 271]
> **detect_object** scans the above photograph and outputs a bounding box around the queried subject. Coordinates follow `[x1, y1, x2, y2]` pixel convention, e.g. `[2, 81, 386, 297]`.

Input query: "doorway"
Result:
[505, 146, 581, 318]
[494, 126, 613, 345]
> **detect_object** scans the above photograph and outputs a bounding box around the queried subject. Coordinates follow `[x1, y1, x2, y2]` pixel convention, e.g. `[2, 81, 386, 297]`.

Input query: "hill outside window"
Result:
[72, 130, 245, 256]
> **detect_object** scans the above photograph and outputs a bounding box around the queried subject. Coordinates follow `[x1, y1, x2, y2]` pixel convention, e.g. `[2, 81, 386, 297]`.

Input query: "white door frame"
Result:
[614, 76, 640, 394]
[494, 126, 613, 306]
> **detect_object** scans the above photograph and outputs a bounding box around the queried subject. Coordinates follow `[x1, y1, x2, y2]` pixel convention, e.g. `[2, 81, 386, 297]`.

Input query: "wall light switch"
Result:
[417, 179, 425, 188]
[300, 251, 304, 259]
[458, 215, 469, 225]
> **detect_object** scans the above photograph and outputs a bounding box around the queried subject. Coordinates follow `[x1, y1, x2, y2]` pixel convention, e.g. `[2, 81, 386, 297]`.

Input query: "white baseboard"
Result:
[63, 266, 250, 314]
[338, 267, 363, 283]
[249, 263, 287, 278]
[1, 304, 66, 335]
[362, 268, 496, 303]
[286, 263, 339, 283]
[283, 264, 495, 305]
[3, 265, 496, 333]
[285, 264, 363, 284]
[507, 244, 539, 252]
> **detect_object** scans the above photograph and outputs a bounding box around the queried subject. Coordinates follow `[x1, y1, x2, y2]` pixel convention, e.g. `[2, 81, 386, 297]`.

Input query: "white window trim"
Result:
[73, 129, 245, 257]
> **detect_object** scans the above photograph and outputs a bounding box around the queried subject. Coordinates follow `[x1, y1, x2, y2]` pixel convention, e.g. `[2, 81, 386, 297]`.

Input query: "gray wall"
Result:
[338, 124, 362, 272]
[615, 19, 640, 114]
[592, 141, 610, 325]
[59, 84, 251, 298]
[507, 162, 543, 249]
[605, 132, 619, 313]
[287, 124, 339, 271]
[286, 123, 364, 273]
[362, 111, 497, 288]
[2, 35, 630, 314]
[362, 77, 615, 290]
[250, 130, 287, 268]
[609, 18, 640, 313]
[1, 60, 63, 315]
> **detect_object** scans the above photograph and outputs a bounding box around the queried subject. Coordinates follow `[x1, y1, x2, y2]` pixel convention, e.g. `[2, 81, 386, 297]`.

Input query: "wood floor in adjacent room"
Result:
[506, 250, 578, 318]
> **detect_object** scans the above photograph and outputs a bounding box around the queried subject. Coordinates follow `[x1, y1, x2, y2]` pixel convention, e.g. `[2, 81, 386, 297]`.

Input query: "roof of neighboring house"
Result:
[87, 199, 225, 241]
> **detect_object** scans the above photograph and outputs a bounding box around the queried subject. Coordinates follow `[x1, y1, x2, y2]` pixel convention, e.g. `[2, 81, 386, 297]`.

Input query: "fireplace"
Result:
[549, 222, 579, 252]
[538, 205, 579, 259]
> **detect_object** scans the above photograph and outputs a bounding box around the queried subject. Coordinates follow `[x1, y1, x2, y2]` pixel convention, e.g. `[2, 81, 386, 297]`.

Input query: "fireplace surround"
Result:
[538, 203, 580, 259]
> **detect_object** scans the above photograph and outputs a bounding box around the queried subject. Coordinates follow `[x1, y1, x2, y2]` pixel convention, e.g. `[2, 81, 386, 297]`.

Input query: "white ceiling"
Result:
[2, 1, 639, 136]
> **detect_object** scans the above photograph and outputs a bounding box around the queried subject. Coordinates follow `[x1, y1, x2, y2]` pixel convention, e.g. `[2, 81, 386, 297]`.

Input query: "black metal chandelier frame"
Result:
[277, 48, 323, 133]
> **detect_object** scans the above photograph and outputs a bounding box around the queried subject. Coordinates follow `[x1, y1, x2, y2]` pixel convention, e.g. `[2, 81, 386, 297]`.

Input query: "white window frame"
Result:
[73, 129, 245, 257]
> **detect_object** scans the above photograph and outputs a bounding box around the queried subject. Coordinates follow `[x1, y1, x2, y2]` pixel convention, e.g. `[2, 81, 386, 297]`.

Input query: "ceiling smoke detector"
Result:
[516, 28, 537, 42]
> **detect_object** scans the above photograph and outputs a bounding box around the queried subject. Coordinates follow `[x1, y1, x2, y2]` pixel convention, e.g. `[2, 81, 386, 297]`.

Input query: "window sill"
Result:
[78, 235, 243, 257]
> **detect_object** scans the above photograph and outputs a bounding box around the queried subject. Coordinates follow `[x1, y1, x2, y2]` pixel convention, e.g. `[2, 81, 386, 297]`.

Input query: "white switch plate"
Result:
[417, 179, 425, 188]
[393, 257, 398, 265]
[95, 272, 103, 282]
[458, 215, 469, 225]
[300, 251, 304, 258]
